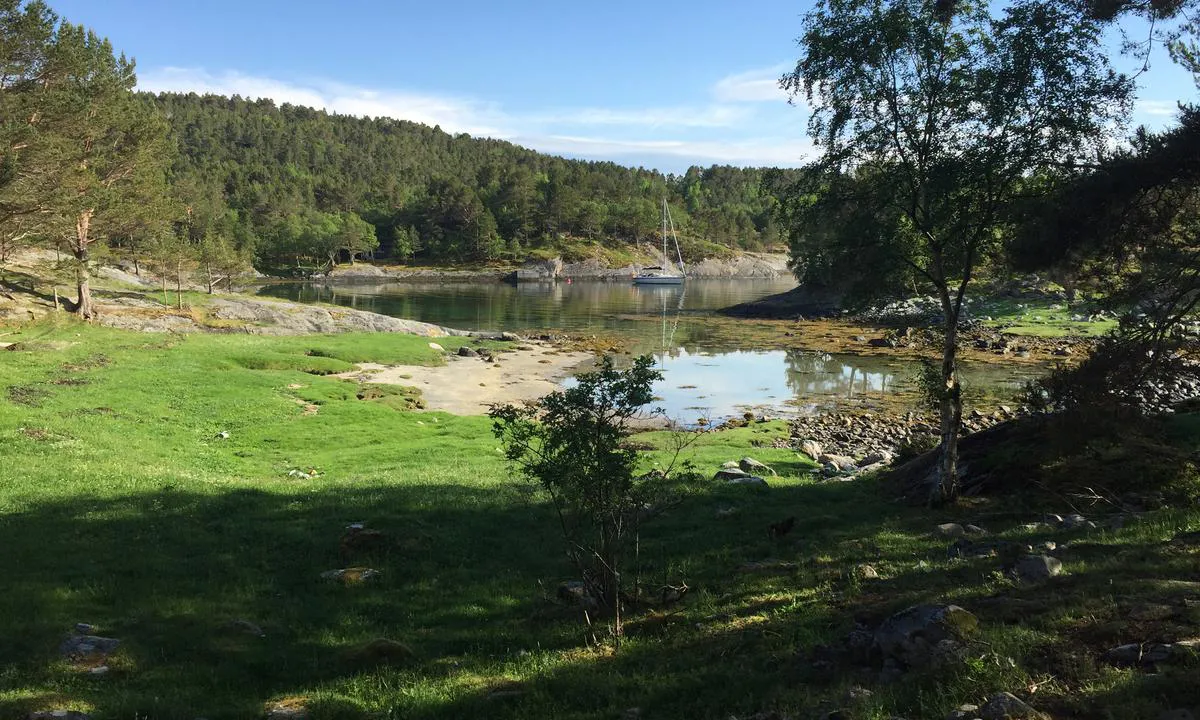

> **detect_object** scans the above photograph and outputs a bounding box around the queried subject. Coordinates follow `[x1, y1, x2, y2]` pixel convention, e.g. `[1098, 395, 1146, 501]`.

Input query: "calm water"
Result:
[257, 278, 797, 334]
[258, 279, 1039, 423]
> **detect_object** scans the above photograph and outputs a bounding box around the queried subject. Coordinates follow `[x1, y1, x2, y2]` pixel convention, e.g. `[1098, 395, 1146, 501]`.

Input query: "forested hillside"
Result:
[152, 93, 797, 271]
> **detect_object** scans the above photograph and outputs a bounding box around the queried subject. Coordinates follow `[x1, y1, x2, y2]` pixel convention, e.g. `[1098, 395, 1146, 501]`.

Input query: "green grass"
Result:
[0, 319, 1198, 719]
[975, 297, 1120, 338]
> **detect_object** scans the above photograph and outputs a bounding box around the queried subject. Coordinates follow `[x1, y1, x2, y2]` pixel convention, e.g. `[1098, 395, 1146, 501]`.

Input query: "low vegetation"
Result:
[1, 320, 1198, 719]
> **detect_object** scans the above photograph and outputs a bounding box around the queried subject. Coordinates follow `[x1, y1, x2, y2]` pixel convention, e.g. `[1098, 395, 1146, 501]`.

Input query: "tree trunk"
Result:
[933, 300, 963, 505]
[175, 262, 183, 309]
[73, 210, 95, 320]
[161, 275, 167, 306]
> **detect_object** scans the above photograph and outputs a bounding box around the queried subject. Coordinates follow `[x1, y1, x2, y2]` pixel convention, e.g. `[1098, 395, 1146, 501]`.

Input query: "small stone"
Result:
[1043, 514, 1064, 526]
[428, 342, 444, 352]
[1062, 513, 1087, 529]
[937, 523, 966, 538]
[264, 698, 309, 719]
[1011, 555, 1062, 583]
[844, 686, 873, 702]
[1036, 540, 1056, 552]
[721, 460, 740, 470]
[457, 346, 480, 357]
[947, 705, 980, 720]
[856, 564, 880, 579]
[979, 692, 1046, 719]
[320, 567, 380, 585]
[964, 524, 986, 536]
[216, 430, 230, 439]
[88, 665, 109, 675]
[74, 623, 95, 634]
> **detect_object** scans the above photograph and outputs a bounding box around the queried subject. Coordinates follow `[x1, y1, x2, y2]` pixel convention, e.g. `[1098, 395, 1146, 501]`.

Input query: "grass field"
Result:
[975, 298, 1120, 338]
[1, 319, 1198, 719]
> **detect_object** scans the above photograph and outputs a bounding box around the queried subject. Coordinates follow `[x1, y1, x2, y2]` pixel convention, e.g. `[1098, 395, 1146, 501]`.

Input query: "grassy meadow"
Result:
[0, 319, 1198, 719]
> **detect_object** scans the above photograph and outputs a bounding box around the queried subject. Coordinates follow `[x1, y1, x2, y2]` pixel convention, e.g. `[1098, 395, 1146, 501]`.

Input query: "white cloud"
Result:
[712, 63, 793, 103]
[1135, 99, 1179, 117]
[533, 104, 751, 129]
[138, 67, 513, 138]
[527, 134, 814, 166]
[137, 65, 813, 169]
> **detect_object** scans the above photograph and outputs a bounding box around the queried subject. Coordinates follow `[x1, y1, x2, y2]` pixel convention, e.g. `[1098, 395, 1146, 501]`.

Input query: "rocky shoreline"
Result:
[783, 405, 1021, 477]
[329, 252, 790, 283]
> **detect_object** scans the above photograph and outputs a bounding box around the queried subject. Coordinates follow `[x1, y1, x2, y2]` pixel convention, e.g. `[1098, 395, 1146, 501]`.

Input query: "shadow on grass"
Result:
[0, 475, 916, 719]
[1, 478, 1196, 719]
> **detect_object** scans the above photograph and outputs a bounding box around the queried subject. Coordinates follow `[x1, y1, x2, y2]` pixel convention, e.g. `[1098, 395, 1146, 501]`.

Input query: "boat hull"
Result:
[633, 275, 685, 285]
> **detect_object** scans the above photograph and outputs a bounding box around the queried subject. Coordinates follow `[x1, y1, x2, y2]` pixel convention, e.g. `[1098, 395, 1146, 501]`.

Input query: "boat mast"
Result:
[665, 200, 686, 276]
[661, 197, 668, 266]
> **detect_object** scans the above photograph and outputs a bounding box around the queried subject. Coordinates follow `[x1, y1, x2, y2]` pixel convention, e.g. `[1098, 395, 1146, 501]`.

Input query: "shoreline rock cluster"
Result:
[788, 407, 1022, 476]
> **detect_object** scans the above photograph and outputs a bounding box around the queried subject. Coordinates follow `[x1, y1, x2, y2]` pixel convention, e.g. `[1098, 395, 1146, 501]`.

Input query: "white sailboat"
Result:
[634, 198, 686, 285]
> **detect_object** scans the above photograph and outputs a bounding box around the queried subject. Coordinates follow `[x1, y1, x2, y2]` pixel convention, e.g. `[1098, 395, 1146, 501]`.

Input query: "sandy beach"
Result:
[338, 343, 594, 415]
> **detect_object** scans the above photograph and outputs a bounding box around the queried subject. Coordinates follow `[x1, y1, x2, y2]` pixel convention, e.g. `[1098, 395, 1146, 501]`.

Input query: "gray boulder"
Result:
[873, 604, 979, 669]
[59, 634, 120, 659]
[1011, 555, 1062, 583]
[727, 476, 770, 487]
[818, 453, 858, 472]
[946, 706, 980, 720]
[739, 457, 777, 476]
[714, 468, 749, 481]
[937, 523, 966, 538]
[1062, 513, 1087, 529]
[860, 450, 895, 466]
[1105, 640, 1195, 666]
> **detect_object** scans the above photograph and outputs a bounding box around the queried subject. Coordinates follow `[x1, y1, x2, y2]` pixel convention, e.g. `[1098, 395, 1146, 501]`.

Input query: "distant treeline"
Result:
[153, 93, 799, 271]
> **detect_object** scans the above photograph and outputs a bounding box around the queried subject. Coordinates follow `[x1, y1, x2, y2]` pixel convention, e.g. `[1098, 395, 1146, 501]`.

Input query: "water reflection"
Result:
[645, 348, 907, 425]
[257, 278, 796, 334]
[259, 277, 1036, 424]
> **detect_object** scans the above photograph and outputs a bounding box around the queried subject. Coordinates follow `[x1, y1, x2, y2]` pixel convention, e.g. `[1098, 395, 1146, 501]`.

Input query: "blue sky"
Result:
[51, 0, 1199, 173]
